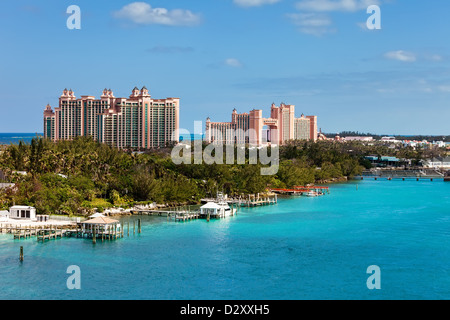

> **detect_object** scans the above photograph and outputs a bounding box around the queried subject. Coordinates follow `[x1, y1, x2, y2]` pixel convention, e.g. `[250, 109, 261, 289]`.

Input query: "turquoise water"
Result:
[1, 179, 449, 300]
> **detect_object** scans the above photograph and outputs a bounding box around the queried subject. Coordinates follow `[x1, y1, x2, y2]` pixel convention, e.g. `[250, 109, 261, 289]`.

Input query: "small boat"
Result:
[199, 192, 237, 218]
[305, 191, 319, 197]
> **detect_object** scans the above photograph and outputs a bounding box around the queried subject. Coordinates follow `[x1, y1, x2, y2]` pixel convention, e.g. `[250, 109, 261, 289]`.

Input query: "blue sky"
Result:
[0, 0, 449, 135]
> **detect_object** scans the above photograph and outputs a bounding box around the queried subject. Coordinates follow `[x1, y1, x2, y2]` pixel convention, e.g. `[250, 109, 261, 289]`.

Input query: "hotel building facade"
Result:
[43, 87, 180, 149]
[206, 103, 317, 146]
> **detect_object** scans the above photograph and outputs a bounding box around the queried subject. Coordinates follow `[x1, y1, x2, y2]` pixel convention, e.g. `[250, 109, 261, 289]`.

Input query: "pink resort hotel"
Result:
[43, 87, 180, 149]
[206, 103, 317, 146]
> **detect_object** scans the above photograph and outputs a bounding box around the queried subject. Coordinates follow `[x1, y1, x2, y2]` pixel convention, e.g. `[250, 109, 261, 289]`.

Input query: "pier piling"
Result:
[19, 246, 23, 262]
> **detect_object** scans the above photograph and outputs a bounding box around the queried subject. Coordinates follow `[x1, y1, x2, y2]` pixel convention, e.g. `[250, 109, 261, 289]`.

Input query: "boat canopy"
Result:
[200, 202, 224, 209]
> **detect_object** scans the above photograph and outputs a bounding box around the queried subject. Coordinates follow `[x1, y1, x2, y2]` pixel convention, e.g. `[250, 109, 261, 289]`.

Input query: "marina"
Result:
[132, 193, 278, 222]
[1, 179, 449, 300]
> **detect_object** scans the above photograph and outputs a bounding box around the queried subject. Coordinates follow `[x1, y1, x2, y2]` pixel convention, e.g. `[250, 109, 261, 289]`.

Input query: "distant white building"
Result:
[0, 183, 15, 190]
[0, 210, 9, 222]
[9, 206, 36, 220]
[433, 141, 446, 148]
[381, 136, 401, 144]
[423, 157, 450, 169]
[12, 171, 27, 176]
[402, 140, 418, 148]
[344, 136, 373, 142]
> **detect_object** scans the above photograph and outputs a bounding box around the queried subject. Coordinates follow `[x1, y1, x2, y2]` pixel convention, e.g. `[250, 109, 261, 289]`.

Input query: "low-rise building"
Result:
[381, 137, 401, 144]
[365, 156, 403, 167]
[343, 136, 374, 142]
[423, 157, 450, 169]
[9, 206, 37, 220]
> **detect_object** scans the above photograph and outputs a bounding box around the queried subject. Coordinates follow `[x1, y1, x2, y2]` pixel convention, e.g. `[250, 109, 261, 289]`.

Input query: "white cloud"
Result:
[287, 13, 335, 36]
[233, 0, 281, 7]
[426, 54, 443, 62]
[296, 0, 379, 12]
[438, 85, 450, 93]
[113, 2, 201, 26]
[382, 51, 444, 63]
[289, 0, 381, 36]
[225, 58, 243, 67]
[384, 50, 417, 62]
[288, 13, 332, 27]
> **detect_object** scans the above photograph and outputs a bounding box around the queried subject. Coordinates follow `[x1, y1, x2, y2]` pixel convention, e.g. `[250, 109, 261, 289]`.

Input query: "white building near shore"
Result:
[0, 210, 9, 222]
[423, 157, 450, 169]
[9, 206, 36, 220]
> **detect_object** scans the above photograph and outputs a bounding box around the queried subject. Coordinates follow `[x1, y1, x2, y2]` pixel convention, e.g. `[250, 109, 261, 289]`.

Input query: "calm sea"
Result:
[0, 133, 42, 145]
[0, 179, 449, 300]
[0, 133, 201, 145]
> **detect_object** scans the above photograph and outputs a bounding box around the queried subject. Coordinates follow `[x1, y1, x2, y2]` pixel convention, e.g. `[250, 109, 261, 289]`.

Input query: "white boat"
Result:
[305, 191, 319, 197]
[200, 193, 237, 218]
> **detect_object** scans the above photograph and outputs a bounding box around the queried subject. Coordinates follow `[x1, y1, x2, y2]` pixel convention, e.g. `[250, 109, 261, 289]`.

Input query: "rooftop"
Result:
[82, 216, 119, 225]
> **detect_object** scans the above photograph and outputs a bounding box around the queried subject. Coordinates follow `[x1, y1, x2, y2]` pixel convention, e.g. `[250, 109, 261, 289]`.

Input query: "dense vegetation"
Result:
[0, 136, 396, 216]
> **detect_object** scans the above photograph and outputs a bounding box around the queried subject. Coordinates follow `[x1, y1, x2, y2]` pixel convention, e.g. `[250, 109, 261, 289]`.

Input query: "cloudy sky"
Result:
[0, 0, 449, 135]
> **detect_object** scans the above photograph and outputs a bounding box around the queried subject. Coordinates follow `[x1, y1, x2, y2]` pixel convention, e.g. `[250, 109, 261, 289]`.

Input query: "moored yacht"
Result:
[199, 192, 237, 218]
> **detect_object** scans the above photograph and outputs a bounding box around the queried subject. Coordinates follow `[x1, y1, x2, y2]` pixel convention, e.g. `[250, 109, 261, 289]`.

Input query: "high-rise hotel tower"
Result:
[44, 87, 180, 149]
[206, 103, 317, 146]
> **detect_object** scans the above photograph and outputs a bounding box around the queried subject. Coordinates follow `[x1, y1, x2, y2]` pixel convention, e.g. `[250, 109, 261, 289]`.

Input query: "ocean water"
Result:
[0, 133, 199, 145]
[0, 179, 449, 300]
[0, 133, 42, 145]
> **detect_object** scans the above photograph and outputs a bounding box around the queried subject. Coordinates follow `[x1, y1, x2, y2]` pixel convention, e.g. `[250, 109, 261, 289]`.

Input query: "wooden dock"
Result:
[173, 211, 200, 222]
[37, 229, 65, 241]
[13, 229, 35, 239]
[131, 210, 171, 216]
[271, 186, 329, 196]
[0, 222, 127, 242]
[1, 224, 74, 235]
[201, 194, 278, 208]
